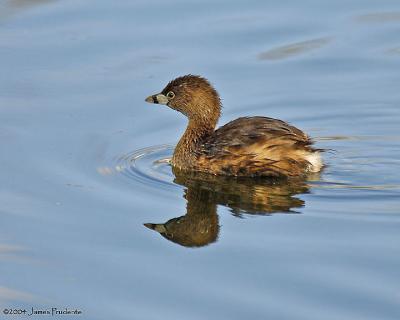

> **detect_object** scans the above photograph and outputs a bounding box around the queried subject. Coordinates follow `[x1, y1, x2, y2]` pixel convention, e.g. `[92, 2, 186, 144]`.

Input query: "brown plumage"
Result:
[145, 75, 322, 178]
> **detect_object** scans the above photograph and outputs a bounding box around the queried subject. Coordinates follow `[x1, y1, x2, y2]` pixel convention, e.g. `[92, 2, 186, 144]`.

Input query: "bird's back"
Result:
[195, 116, 321, 177]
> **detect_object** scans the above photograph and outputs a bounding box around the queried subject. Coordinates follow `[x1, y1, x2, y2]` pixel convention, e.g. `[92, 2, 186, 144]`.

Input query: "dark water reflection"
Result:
[145, 168, 313, 247]
[0, 0, 54, 20]
[258, 37, 332, 60]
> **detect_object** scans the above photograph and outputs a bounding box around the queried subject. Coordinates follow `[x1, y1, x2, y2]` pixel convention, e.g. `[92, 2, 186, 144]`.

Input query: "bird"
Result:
[145, 74, 322, 178]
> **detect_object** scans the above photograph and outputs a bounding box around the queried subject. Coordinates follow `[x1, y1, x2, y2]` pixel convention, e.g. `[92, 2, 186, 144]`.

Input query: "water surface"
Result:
[1, 1, 400, 319]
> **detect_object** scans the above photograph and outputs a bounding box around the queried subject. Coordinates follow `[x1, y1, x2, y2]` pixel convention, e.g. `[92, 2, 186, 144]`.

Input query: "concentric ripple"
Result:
[115, 144, 179, 191]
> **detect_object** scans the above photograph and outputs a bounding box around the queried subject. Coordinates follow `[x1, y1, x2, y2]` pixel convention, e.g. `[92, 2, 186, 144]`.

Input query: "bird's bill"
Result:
[143, 223, 167, 233]
[145, 93, 168, 105]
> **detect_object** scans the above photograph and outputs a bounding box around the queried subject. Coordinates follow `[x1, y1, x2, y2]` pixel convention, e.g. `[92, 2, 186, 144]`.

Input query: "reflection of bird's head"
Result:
[144, 212, 219, 248]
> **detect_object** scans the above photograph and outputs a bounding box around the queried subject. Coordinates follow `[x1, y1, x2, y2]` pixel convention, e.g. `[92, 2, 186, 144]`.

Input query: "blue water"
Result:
[1, 1, 399, 319]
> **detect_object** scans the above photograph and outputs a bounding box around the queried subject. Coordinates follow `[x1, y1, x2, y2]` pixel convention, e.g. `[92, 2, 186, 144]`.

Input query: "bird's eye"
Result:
[166, 91, 175, 99]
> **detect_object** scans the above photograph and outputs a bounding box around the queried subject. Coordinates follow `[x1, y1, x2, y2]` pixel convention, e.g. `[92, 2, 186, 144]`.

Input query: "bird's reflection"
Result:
[145, 168, 316, 248]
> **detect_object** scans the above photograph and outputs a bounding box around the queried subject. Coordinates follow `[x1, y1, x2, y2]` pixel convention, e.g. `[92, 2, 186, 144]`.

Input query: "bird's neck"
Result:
[172, 119, 215, 169]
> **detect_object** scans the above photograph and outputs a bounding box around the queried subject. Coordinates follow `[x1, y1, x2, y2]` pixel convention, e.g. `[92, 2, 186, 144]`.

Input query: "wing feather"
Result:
[195, 117, 317, 177]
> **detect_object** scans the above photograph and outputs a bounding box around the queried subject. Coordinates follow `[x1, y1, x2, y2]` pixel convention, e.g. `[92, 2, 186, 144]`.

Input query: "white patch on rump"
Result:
[305, 151, 323, 172]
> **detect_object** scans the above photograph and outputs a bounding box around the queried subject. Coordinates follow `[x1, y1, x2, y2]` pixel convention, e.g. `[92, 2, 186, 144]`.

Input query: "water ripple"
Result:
[258, 37, 332, 61]
[114, 145, 177, 191]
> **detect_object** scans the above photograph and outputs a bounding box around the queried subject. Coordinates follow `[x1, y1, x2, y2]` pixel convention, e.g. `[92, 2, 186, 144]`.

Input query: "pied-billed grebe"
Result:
[145, 75, 322, 177]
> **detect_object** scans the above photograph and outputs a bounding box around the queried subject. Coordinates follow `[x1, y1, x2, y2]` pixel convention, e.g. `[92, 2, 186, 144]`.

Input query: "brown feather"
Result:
[195, 117, 316, 177]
